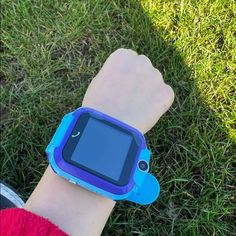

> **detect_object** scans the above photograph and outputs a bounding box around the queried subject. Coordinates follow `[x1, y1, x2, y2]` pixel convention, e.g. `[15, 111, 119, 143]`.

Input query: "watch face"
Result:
[62, 111, 140, 186]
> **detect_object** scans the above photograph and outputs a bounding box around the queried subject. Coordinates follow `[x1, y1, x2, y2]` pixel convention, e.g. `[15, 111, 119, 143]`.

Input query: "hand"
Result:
[83, 48, 174, 134]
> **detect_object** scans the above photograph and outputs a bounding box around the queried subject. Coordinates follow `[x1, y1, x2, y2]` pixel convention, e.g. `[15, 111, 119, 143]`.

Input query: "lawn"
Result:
[1, 0, 235, 235]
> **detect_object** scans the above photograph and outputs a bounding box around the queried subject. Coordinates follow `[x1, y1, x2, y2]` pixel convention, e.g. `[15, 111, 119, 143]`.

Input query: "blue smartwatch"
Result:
[46, 107, 160, 205]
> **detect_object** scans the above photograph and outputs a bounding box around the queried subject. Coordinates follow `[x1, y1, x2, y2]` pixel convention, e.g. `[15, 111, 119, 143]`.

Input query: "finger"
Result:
[151, 68, 164, 83]
[109, 48, 138, 60]
[137, 54, 153, 68]
[157, 84, 175, 110]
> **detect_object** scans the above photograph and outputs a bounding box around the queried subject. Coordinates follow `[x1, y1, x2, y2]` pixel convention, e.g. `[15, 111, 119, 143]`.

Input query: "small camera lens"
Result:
[138, 160, 149, 172]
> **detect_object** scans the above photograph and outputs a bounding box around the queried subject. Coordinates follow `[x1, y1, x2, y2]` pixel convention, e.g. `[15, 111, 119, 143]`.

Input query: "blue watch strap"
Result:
[126, 173, 160, 205]
[46, 113, 73, 153]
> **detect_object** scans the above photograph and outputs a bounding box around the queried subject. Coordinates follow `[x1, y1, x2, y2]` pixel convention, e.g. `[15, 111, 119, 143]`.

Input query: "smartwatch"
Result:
[46, 107, 160, 205]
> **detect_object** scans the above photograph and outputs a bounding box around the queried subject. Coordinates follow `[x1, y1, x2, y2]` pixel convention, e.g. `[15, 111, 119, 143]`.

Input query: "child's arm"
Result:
[25, 49, 174, 236]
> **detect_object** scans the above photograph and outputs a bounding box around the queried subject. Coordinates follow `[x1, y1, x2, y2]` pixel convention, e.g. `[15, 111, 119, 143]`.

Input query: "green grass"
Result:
[1, 0, 235, 235]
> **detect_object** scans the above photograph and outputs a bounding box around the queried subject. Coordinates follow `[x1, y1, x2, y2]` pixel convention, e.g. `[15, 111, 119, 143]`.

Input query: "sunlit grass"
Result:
[141, 0, 236, 140]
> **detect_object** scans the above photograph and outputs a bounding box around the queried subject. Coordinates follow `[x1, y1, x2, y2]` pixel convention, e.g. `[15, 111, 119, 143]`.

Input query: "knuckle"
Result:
[114, 48, 137, 56]
[165, 84, 175, 100]
[138, 54, 152, 66]
[116, 48, 127, 53]
[153, 69, 164, 82]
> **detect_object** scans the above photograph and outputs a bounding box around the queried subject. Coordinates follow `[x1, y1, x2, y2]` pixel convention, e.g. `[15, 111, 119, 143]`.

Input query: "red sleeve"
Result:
[0, 208, 68, 236]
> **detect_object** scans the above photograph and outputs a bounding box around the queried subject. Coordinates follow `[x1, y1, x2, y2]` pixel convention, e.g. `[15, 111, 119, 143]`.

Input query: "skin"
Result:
[25, 48, 174, 236]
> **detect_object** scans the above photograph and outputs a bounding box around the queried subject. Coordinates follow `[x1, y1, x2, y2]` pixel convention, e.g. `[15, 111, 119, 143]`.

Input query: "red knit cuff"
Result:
[0, 208, 68, 236]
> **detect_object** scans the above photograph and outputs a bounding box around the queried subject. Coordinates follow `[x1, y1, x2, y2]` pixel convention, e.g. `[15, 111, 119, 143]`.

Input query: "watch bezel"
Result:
[51, 107, 146, 195]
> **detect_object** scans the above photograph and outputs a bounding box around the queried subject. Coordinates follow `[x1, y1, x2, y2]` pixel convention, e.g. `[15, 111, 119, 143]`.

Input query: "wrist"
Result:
[82, 103, 147, 134]
[25, 166, 115, 236]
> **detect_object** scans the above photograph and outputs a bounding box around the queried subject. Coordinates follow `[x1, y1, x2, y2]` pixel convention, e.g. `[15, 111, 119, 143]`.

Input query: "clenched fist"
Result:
[83, 48, 174, 134]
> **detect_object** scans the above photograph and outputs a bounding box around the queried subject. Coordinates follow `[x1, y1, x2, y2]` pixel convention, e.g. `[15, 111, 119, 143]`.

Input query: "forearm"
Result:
[25, 166, 115, 236]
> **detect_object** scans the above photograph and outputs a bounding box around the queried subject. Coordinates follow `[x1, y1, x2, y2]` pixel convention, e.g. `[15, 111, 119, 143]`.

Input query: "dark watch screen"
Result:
[62, 112, 140, 186]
